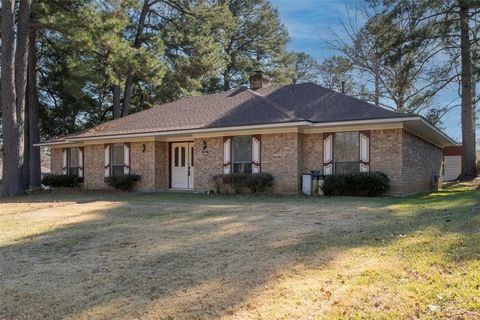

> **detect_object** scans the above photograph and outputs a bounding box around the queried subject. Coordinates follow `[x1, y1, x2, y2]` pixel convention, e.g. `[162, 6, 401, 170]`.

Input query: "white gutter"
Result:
[34, 116, 457, 146]
[417, 117, 458, 145]
[310, 116, 416, 127]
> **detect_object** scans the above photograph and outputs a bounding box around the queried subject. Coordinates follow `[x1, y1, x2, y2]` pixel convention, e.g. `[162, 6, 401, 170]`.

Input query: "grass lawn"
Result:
[0, 185, 479, 319]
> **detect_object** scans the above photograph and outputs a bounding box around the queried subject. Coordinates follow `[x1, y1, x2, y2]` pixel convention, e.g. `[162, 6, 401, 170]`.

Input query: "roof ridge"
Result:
[246, 88, 299, 121]
[301, 82, 404, 116]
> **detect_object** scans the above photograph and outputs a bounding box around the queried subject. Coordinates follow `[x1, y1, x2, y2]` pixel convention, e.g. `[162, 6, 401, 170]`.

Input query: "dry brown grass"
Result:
[0, 189, 479, 319]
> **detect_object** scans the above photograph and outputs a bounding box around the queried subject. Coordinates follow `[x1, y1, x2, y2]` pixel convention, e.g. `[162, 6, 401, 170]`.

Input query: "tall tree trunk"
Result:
[24, 85, 31, 189]
[223, 70, 231, 91]
[459, 2, 477, 178]
[14, 0, 32, 193]
[374, 65, 380, 107]
[122, 0, 149, 117]
[28, 29, 41, 189]
[1, 0, 22, 196]
[112, 85, 121, 119]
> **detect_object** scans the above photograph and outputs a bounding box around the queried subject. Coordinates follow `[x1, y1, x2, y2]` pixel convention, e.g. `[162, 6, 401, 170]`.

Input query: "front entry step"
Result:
[166, 188, 196, 193]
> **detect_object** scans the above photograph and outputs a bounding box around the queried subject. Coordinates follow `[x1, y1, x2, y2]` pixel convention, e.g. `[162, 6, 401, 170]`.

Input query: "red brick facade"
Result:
[50, 128, 442, 196]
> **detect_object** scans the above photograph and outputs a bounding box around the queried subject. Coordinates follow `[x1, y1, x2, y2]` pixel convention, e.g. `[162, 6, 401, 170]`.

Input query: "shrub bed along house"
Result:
[322, 172, 390, 197]
[41, 174, 82, 188]
[213, 173, 274, 194]
[106, 174, 141, 191]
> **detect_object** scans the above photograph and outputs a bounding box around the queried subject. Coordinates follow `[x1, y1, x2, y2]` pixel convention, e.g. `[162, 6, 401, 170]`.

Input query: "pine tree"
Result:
[372, 0, 479, 178]
[212, 0, 289, 90]
[1, 0, 32, 196]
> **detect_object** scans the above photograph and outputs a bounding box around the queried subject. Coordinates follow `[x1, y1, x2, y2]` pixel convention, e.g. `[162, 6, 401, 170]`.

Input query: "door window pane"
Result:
[191, 146, 194, 166]
[181, 147, 186, 167]
[334, 132, 359, 174]
[174, 147, 179, 167]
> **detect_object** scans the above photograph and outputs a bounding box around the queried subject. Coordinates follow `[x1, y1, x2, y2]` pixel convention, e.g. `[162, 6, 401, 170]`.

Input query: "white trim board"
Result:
[35, 117, 456, 147]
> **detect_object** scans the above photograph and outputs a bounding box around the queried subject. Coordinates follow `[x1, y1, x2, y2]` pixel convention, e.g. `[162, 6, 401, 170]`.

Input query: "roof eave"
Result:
[34, 121, 312, 146]
[35, 116, 456, 148]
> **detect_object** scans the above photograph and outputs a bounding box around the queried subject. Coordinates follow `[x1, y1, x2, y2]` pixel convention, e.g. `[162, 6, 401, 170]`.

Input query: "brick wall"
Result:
[154, 141, 169, 190]
[130, 141, 156, 190]
[84, 144, 108, 190]
[48, 128, 442, 196]
[370, 128, 442, 195]
[302, 133, 323, 173]
[50, 148, 63, 174]
[261, 132, 301, 193]
[402, 130, 442, 194]
[193, 137, 223, 193]
[370, 129, 404, 195]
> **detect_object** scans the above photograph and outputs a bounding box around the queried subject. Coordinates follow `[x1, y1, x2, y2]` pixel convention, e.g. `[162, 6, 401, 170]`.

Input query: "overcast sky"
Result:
[270, 0, 464, 142]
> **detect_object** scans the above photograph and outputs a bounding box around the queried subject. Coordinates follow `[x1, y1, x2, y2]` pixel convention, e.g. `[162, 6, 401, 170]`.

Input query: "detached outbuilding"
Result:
[443, 145, 463, 181]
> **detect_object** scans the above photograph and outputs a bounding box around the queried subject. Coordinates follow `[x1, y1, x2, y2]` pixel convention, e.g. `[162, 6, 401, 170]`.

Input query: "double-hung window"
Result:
[334, 132, 359, 174]
[232, 136, 252, 174]
[111, 143, 125, 176]
[67, 147, 80, 176]
[62, 147, 83, 178]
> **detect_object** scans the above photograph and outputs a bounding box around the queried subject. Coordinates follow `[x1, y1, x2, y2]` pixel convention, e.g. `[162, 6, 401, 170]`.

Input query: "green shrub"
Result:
[106, 174, 141, 191]
[41, 174, 81, 188]
[213, 173, 274, 194]
[322, 172, 390, 197]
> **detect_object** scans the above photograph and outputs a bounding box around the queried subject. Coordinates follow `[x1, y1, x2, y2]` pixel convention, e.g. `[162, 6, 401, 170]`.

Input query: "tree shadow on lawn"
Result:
[0, 189, 478, 319]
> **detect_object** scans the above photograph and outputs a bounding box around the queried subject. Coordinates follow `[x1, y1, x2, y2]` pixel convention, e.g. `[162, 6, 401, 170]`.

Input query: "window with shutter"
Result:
[334, 132, 359, 174]
[232, 136, 252, 174]
[67, 147, 79, 176]
[111, 143, 125, 176]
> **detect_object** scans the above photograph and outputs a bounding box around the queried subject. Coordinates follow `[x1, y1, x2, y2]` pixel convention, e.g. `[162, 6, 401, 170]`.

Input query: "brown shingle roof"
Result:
[256, 83, 410, 123]
[54, 83, 413, 141]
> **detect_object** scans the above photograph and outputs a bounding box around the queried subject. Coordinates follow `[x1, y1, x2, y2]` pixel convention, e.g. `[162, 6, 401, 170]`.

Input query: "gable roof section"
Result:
[67, 86, 299, 139]
[40, 82, 454, 146]
[256, 83, 411, 123]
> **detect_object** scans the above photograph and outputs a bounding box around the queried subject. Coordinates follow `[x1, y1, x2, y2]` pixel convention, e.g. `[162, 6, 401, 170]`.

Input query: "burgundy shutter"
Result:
[62, 149, 68, 175]
[223, 137, 231, 174]
[78, 147, 84, 178]
[323, 133, 334, 175]
[123, 143, 131, 174]
[251, 135, 261, 173]
[104, 144, 111, 177]
[359, 131, 370, 172]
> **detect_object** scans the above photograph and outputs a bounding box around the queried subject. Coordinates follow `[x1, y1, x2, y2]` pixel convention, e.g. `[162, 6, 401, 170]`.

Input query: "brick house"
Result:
[38, 72, 455, 196]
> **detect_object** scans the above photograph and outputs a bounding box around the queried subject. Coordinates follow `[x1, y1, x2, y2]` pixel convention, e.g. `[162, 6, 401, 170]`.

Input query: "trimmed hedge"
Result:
[213, 173, 274, 194]
[41, 174, 81, 188]
[106, 174, 141, 191]
[322, 172, 390, 197]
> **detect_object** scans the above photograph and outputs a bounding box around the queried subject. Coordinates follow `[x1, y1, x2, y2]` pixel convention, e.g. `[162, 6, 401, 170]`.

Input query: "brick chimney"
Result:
[249, 70, 269, 90]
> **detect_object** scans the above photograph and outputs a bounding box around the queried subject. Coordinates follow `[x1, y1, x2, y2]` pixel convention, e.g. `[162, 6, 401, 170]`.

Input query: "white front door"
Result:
[171, 142, 194, 189]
